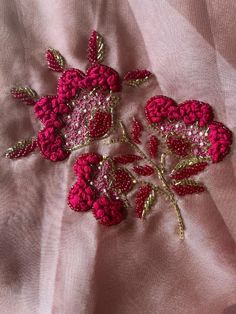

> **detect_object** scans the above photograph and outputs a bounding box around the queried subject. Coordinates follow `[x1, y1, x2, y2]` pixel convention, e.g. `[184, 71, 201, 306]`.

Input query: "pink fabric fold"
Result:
[0, 1, 235, 313]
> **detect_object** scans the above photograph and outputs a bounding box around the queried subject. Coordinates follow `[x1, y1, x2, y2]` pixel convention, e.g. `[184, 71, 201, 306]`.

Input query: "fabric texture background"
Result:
[0, 0, 235, 313]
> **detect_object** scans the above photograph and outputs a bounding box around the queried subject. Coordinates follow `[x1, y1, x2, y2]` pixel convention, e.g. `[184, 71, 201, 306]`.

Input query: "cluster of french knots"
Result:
[5, 31, 232, 239]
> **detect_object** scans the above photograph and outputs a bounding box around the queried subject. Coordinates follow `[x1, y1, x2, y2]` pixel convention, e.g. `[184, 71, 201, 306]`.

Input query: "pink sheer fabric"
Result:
[0, 1, 235, 313]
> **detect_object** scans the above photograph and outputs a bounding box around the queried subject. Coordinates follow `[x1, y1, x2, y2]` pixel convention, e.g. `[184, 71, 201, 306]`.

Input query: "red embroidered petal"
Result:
[167, 136, 191, 157]
[34, 96, 70, 128]
[207, 121, 232, 163]
[93, 195, 125, 226]
[179, 100, 214, 127]
[89, 111, 112, 138]
[145, 96, 179, 124]
[37, 127, 70, 161]
[112, 169, 134, 193]
[68, 179, 96, 211]
[57, 69, 85, 103]
[80, 64, 121, 92]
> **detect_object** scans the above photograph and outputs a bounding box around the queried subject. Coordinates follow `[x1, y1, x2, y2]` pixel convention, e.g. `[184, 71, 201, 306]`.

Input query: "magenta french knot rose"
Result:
[145, 96, 180, 123]
[37, 127, 69, 161]
[68, 178, 96, 212]
[57, 69, 85, 103]
[93, 195, 125, 226]
[73, 153, 102, 180]
[79, 64, 121, 92]
[179, 100, 213, 127]
[34, 96, 70, 128]
[207, 121, 232, 163]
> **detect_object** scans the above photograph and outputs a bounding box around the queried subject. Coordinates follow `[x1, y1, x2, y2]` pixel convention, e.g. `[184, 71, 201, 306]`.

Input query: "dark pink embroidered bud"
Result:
[68, 179, 96, 211]
[167, 136, 191, 157]
[93, 195, 125, 226]
[89, 111, 112, 138]
[112, 169, 134, 193]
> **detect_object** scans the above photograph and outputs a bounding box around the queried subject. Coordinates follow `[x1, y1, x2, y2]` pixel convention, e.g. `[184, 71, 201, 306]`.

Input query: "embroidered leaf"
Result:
[88, 31, 105, 64]
[135, 184, 156, 218]
[11, 87, 38, 106]
[131, 117, 143, 144]
[133, 165, 155, 176]
[112, 168, 134, 193]
[170, 156, 209, 180]
[4, 138, 37, 159]
[124, 70, 152, 87]
[147, 135, 158, 158]
[113, 154, 142, 164]
[171, 179, 205, 196]
[46, 48, 65, 72]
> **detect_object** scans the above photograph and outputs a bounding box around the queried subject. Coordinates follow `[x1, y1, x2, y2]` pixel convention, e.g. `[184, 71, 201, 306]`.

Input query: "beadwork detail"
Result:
[4, 31, 233, 239]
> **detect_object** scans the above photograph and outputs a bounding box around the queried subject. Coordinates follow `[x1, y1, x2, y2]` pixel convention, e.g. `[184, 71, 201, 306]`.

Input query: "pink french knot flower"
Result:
[79, 64, 121, 92]
[68, 178, 96, 212]
[145, 96, 180, 123]
[207, 121, 232, 163]
[34, 96, 70, 127]
[37, 127, 69, 161]
[179, 100, 213, 127]
[145, 95, 232, 164]
[73, 153, 102, 180]
[93, 195, 126, 226]
[8, 31, 150, 163]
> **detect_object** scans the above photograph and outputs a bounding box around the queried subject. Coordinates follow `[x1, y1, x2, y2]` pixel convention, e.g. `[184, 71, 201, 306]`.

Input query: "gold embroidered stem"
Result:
[119, 121, 185, 239]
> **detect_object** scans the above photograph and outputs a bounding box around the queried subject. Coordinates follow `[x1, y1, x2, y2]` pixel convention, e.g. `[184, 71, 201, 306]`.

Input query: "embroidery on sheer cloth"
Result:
[5, 31, 232, 239]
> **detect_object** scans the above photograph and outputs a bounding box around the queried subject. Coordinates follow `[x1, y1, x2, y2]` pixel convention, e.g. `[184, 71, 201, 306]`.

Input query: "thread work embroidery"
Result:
[4, 31, 233, 239]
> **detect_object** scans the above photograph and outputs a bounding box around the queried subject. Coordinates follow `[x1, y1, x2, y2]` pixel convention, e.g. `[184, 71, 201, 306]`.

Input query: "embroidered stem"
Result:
[119, 121, 185, 239]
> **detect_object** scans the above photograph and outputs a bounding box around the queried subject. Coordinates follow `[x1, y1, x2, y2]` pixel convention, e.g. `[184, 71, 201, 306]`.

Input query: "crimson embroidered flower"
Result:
[93, 195, 125, 226]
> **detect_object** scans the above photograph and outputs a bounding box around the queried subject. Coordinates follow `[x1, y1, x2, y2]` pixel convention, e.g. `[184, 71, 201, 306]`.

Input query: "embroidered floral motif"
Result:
[4, 31, 233, 239]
